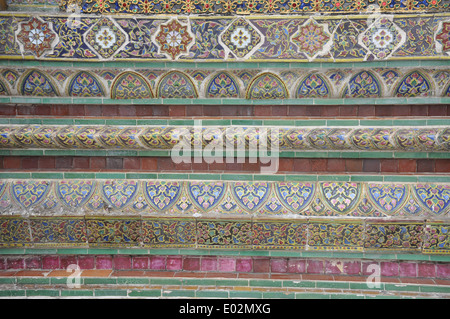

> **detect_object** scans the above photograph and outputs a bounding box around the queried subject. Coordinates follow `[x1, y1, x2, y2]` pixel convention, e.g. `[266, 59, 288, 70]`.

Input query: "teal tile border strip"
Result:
[0, 97, 449, 105]
[1, 248, 449, 262]
[0, 172, 450, 183]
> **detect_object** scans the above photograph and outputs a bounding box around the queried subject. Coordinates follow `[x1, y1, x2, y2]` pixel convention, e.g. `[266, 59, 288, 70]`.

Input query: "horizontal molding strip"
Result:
[0, 125, 449, 153]
[0, 178, 449, 218]
[0, 215, 448, 253]
[1, 66, 450, 101]
[1, 13, 450, 62]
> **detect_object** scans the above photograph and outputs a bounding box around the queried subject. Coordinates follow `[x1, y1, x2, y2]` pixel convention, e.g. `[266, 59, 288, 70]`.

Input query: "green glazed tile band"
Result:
[0, 178, 449, 219]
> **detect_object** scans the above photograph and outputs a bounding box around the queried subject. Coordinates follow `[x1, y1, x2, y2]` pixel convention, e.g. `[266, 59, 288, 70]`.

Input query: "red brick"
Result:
[242, 160, 261, 172]
[123, 157, 140, 170]
[362, 159, 380, 172]
[236, 258, 252, 272]
[272, 105, 287, 116]
[38, 156, 55, 169]
[287, 259, 306, 273]
[24, 257, 42, 269]
[141, 157, 157, 170]
[166, 256, 182, 271]
[253, 258, 270, 273]
[151, 105, 169, 117]
[183, 257, 200, 271]
[4, 156, 22, 169]
[306, 260, 324, 274]
[358, 105, 375, 116]
[68, 105, 85, 117]
[174, 161, 192, 171]
[55, 157, 73, 169]
[150, 256, 166, 270]
[132, 257, 149, 270]
[60, 256, 77, 269]
[6, 258, 24, 269]
[417, 159, 435, 173]
[254, 105, 272, 116]
[293, 159, 311, 172]
[0, 105, 15, 116]
[429, 105, 447, 116]
[322, 106, 339, 117]
[435, 160, 450, 173]
[35, 104, 51, 116]
[339, 105, 358, 116]
[102, 105, 119, 116]
[42, 256, 60, 270]
[418, 263, 436, 278]
[327, 159, 345, 171]
[288, 105, 308, 116]
[380, 159, 398, 173]
[72, 157, 90, 169]
[270, 258, 288, 273]
[410, 105, 428, 116]
[186, 105, 203, 116]
[311, 159, 327, 172]
[85, 105, 102, 116]
[118, 105, 136, 116]
[158, 158, 176, 171]
[52, 105, 70, 116]
[22, 157, 39, 169]
[392, 105, 410, 116]
[203, 105, 221, 116]
[0, 258, 4, 270]
[106, 157, 123, 169]
[114, 256, 132, 270]
[375, 105, 393, 117]
[78, 256, 95, 270]
[96, 256, 113, 269]
[169, 105, 185, 116]
[398, 159, 416, 173]
[345, 159, 363, 172]
[90, 157, 106, 169]
[278, 158, 293, 172]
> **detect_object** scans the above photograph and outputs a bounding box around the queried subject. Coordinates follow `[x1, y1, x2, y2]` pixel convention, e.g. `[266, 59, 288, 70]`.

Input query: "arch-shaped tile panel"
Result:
[111, 71, 154, 99]
[394, 71, 432, 97]
[19, 70, 59, 97]
[206, 71, 240, 98]
[67, 71, 105, 97]
[342, 71, 382, 98]
[296, 73, 331, 98]
[157, 71, 198, 99]
[246, 72, 289, 100]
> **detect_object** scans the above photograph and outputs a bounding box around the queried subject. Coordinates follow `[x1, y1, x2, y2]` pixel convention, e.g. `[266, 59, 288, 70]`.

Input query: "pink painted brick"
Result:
[287, 259, 306, 273]
[114, 256, 132, 270]
[306, 260, 324, 274]
[25, 257, 42, 269]
[236, 258, 252, 272]
[271, 258, 288, 273]
[436, 264, 450, 279]
[418, 263, 436, 278]
[78, 256, 95, 270]
[380, 262, 399, 277]
[399, 262, 417, 277]
[42, 256, 60, 270]
[343, 261, 361, 275]
[59, 256, 77, 270]
[132, 257, 149, 270]
[0, 258, 5, 270]
[6, 258, 24, 269]
[253, 258, 270, 273]
[96, 256, 113, 269]
[150, 256, 166, 270]
[201, 257, 217, 271]
[362, 262, 379, 276]
[325, 261, 344, 275]
[217, 258, 236, 272]
[166, 256, 182, 270]
[183, 257, 200, 271]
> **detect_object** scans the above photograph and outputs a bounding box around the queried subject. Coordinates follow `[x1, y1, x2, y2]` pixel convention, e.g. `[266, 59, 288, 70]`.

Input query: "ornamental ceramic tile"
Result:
[423, 223, 450, 254]
[196, 219, 253, 248]
[0, 218, 32, 247]
[67, 71, 106, 97]
[29, 217, 87, 246]
[220, 17, 263, 59]
[308, 221, 365, 251]
[16, 17, 56, 57]
[436, 21, 450, 54]
[85, 17, 127, 59]
[291, 18, 332, 61]
[364, 223, 423, 251]
[86, 218, 141, 247]
[141, 218, 196, 247]
[252, 221, 308, 249]
[154, 18, 194, 60]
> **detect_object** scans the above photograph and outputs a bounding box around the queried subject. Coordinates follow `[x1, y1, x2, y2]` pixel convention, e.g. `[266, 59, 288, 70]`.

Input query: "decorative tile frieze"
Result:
[1, 179, 449, 218]
[1, 13, 450, 62]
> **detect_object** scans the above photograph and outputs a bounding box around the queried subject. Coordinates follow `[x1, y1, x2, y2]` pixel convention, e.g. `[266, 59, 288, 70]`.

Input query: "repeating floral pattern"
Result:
[1, 66, 447, 99]
[1, 124, 449, 152]
[1, 179, 450, 218]
[2, 14, 450, 62]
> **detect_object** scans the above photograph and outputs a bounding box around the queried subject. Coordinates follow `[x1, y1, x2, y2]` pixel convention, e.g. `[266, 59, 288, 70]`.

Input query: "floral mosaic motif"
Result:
[365, 223, 423, 250]
[0, 79, 8, 96]
[424, 224, 450, 253]
[308, 222, 365, 250]
[10, 181, 50, 209]
[436, 21, 450, 53]
[85, 17, 127, 59]
[157, 71, 198, 98]
[145, 181, 182, 211]
[30, 218, 87, 244]
[0, 17, 21, 56]
[395, 71, 431, 97]
[367, 184, 408, 214]
[275, 182, 315, 213]
[380, 69, 400, 85]
[0, 219, 32, 246]
[206, 71, 240, 98]
[330, 19, 367, 59]
[197, 220, 253, 247]
[155, 18, 193, 60]
[232, 182, 270, 212]
[221, 18, 262, 59]
[414, 184, 450, 215]
[188, 182, 225, 212]
[56, 180, 96, 209]
[343, 71, 381, 98]
[110, 71, 153, 99]
[252, 222, 308, 248]
[393, 17, 436, 57]
[296, 73, 330, 98]
[67, 71, 105, 97]
[320, 182, 360, 214]
[102, 181, 138, 209]
[86, 218, 141, 246]
[246, 72, 288, 99]
[184, 19, 227, 60]
[291, 19, 331, 60]
[141, 219, 196, 247]
[19, 70, 59, 97]
[360, 17, 403, 59]
[1, 69, 19, 87]
[17, 17, 56, 57]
